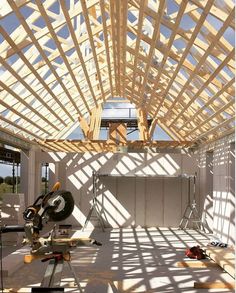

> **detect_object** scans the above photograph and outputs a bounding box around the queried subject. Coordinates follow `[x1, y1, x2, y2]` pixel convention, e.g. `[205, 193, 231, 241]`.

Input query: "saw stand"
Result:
[83, 171, 105, 231]
[31, 252, 83, 293]
[178, 174, 203, 230]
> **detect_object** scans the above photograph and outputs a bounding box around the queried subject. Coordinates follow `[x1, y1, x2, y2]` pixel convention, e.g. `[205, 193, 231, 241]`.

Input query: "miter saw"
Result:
[0, 183, 102, 292]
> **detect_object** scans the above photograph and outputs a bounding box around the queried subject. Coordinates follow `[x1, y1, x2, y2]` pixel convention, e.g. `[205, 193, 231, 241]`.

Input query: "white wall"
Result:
[24, 151, 199, 229]
[198, 134, 235, 245]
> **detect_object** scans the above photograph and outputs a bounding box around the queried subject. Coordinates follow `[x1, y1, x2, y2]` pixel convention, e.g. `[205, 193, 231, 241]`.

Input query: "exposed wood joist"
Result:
[39, 139, 194, 153]
[0, 0, 234, 148]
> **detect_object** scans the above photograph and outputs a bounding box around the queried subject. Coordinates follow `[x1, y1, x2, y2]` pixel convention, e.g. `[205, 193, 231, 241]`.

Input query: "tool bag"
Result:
[185, 245, 206, 260]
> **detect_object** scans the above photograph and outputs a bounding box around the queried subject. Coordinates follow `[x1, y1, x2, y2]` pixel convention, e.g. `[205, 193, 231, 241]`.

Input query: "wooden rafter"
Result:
[0, 0, 234, 147]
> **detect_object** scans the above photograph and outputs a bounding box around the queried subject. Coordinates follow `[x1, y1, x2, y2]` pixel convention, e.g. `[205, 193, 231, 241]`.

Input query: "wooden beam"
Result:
[109, 122, 127, 144]
[130, 0, 148, 103]
[137, 107, 150, 141]
[137, 0, 166, 107]
[39, 139, 194, 153]
[176, 261, 218, 268]
[150, 0, 215, 118]
[139, 0, 187, 108]
[169, 48, 235, 128]
[80, 0, 106, 103]
[100, 0, 114, 97]
[88, 105, 102, 140]
[60, 1, 98, 108]
[35, 0, 91, 114]
[194, 282, 235, 289]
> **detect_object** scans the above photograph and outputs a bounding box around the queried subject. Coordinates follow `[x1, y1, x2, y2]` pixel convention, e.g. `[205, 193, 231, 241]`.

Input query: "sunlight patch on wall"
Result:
[113, 160, 130, 174]
[213, 191, 232, 236]
[49, 163, 55, 174]
[157, 157, 177, 175]
[165, 154, 180, 171]
[49, 152, 66, 162]
[72, 204, 94, 229]
[97, 190, 131, 227]
[68, 173, 84, 189]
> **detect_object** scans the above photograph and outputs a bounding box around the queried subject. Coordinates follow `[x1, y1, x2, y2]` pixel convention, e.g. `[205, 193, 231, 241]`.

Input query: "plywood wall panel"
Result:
[117, 177, 136, 227]
[146, 178, 164, 226]
[135, 177, 146, 226]
[163, 177, 182, 226]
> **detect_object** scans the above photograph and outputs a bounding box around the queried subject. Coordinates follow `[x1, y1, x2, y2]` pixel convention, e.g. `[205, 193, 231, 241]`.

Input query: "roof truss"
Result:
[0, 0, 234, 151]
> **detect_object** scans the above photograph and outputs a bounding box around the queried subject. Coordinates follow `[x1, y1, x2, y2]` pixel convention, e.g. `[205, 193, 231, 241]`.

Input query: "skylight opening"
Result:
[65, 47, 76, 57]
[47, 1, 60, 15]
[128, 10, 137, 24]
[160, 24, 172, 39]
[56, 25, 70, 39]
[172, 37, 186, 55]
[179, 14, 196, 31]
[205, 14, 223, 32]
[54, 56, 64, 65]
[143, 16, 153, 36]
[44, 38, 57, 51]
[19, 4, 34, 19]
[42, 68, 52, 80]
[127, 31, 136, 41]
[179, 68, 190, 80]
[166, 0, 179, 15]
[32, 15, 48, 29]
[1, 12, 21, 35]
[153, 125, 172, 141]
[186, 53, 198, 66]
[140, 40, 150, 56]
[196, 31, 210, 45]
[222, 66, 234, 79]
[148, 0, 159, 13]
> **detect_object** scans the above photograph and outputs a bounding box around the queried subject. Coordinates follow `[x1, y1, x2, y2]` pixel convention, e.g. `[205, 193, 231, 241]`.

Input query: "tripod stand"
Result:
[179, 174, 202, 230]
[31, 252, 83, 293]
[83, 172, 105, 231]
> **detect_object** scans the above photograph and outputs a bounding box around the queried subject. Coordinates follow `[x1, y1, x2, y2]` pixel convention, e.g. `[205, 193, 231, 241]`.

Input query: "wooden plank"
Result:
[60, 1, 98, 108]
[137, 107, 150, 141]
[35, 0, 91, 114]
[0, 116, 46, 140]
[0, 27, 68, 126]
[39, 139, 194, 153]
[109, 0, 119, 96]
[142, 0, 187, 108]
[120, 0, 128, 98]
[88, 105, 102, 140]
[178, 78, 235, 133]
[80, 0, 106, 103]
[99, 0, 114, 97]
[176, 261, 218, 268]
[192, 117, 235, 143]
[166, 11, 235, 127]
[194, 282, 235, 289]
[150, 0, 215, 118]
[204, 246, 235, 279]
[137, 0, 166, 107]
[0, 78, 59, 132]
[183, 100, 234, 139]
[130, 0, 148, 103]
[108, 122, 127, 144]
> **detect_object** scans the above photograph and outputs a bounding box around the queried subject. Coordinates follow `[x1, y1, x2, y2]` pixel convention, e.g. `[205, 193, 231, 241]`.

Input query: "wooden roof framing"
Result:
[0, 0, 234, 152]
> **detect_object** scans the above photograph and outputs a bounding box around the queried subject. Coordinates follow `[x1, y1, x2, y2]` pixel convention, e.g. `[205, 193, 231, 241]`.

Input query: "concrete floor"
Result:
[1, 227, 235, 293]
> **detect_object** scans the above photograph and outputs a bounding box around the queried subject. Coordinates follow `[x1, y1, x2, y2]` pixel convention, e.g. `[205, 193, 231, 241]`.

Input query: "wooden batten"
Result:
[109, 122, 127, 144]
[0, 0, 234, 145]
[137, 108, 150, 141]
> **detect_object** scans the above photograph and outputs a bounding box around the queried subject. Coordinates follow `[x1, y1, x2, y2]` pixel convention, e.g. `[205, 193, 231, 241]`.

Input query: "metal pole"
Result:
[16, 163, 19, 194]
[45, 163, 49, 194]
[12, 161, 15, 193]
